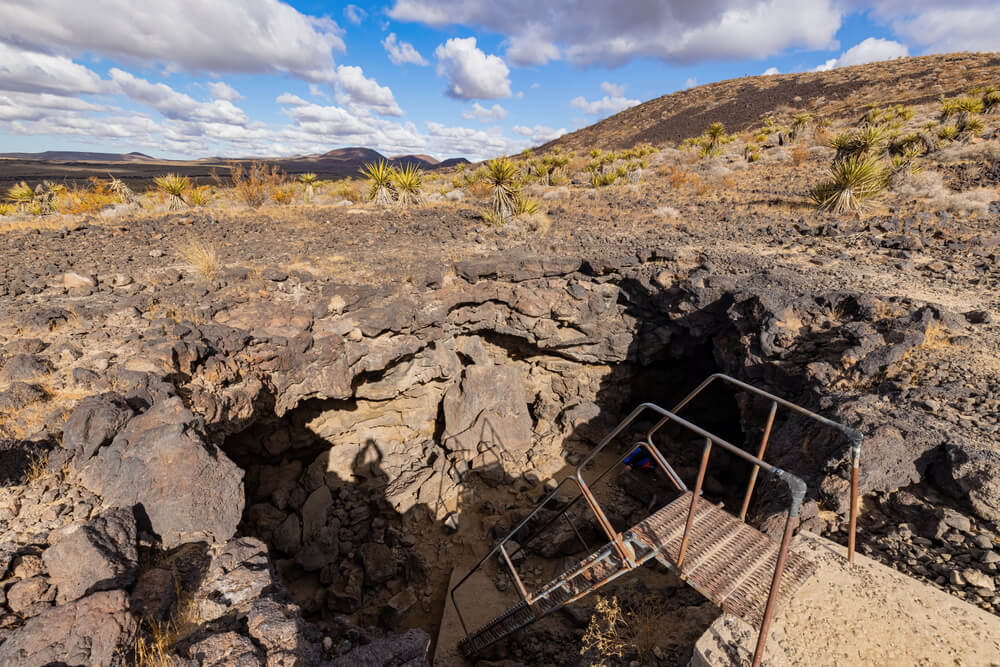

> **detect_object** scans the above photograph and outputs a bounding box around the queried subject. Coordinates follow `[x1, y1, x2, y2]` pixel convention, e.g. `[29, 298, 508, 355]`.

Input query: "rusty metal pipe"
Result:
[848, 458, 859, 564]
[752, 513, 799, 667]
[677, 439, 712, 569]
[740, 401, 778, 521]
[499, 544, 533, 606]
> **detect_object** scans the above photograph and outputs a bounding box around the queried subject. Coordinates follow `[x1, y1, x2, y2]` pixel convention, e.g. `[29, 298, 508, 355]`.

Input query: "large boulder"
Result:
[42, 507, 138, 603]
[78, 397, 244, 548]
[60, 393, 134, 460]
[328, 628, 430, 666]
[0, 590, 137, 667]
[946, 439, 1000, 522]
[441, 363, 532, 455]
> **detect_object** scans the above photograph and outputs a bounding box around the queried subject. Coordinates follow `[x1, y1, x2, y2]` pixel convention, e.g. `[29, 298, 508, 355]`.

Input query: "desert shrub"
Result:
[331, 178, 362, 203]
[186, 185, 211, 207]
[580, 595, 672, 664]
[392, 163, 424, 207]
[661, 165, 698, 189]
[937, 125, 959, 142]
[831, 124, 888, 160]
[272, 184, 296, 205]
[790, 144, 810, 165]
[57, 178, 117, 214]
[229, 161, 284, 208]
[514, 196, 539, 215]
[896, 171, 995, 216]
[0, 203, 13, 216]
[811, 154, 889, 214]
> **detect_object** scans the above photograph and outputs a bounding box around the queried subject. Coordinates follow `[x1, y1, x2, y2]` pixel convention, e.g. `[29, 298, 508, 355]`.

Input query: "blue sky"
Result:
[0, 1, 996, 161]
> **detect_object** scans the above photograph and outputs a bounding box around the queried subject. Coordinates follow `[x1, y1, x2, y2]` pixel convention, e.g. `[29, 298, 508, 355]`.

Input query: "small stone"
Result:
[262, 268, 289, 282]
[443, 512, 460, 534]
[949, 570, 966, 586]
[323, 637, 333, 651]
[962, 569, 995, 592]
[6, 577, 52, 613]
[63, 272, 95, 289]
[149, 249, 164, 258]
[972, 534, 996, 550]
[982, 551, 1000, 565]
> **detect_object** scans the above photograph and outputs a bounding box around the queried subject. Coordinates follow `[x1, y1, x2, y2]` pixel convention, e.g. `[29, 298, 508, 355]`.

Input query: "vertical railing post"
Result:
[848, 452, 860, 564]
[751, 511, 799, 667]
[739, 401, 778, 521]
[499, 543, 533, 608]
[677, 438, 712, 570]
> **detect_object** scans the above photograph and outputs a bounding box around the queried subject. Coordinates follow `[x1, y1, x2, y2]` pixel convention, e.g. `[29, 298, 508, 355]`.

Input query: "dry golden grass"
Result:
[132, 583, 199, 667]
[24, 449, 49, 483]
[177, 238, 221, 281]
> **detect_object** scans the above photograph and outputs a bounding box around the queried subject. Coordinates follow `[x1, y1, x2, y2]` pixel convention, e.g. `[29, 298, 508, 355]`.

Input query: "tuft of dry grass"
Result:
[177, 238, 221, 280]
[25, 449, 49, 483]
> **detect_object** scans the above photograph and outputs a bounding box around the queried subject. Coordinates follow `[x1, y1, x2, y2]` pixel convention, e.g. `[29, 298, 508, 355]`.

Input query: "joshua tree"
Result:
[360, 160, 394, 206]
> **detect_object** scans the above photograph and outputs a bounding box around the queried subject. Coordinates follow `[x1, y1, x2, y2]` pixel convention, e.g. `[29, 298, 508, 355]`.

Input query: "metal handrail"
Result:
[654, 373, 864, 563]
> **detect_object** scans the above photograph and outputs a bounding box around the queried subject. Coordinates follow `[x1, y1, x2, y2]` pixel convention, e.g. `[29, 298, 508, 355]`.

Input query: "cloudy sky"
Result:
[0, 1, 996, 161]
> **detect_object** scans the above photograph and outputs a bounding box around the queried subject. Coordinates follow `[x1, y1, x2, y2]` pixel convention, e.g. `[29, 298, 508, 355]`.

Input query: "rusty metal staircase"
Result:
[451, 374, 864, 666]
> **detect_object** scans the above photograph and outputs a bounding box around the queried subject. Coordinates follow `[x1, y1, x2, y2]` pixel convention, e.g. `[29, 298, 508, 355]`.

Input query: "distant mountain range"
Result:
[0, 147, 470, 188]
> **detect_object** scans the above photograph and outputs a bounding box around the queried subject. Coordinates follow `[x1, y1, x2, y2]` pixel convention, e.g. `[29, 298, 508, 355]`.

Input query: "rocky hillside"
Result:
[540, 52, 1000, 152]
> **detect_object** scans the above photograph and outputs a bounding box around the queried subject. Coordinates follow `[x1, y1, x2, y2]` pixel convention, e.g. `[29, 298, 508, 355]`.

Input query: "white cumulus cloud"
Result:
[814, 37, 908, 71]
[462, 102, 508, 122]
[343, 4, 367, 25]
[570, 81, 640, 116]
[383, 33, 429, 66]
[512, 124, 566, 143]
[391, 0, 840, 67]
[435, 37, 512, 100]
[110, 68, 247, 125]
[207, 81, 242, 101]
[0, 42, 105, 96]
[762, 66, 780, 75]
[0, 0, 345, 82]
[335, 65, 403, 116]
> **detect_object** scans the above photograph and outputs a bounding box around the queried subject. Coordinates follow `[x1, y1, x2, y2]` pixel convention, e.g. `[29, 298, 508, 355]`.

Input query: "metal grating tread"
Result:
[630, 492, 816, 629]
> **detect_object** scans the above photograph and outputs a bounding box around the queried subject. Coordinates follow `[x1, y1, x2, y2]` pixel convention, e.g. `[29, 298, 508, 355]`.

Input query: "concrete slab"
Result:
[691, 531, 1000, 666]
[434, 564, 524, 666]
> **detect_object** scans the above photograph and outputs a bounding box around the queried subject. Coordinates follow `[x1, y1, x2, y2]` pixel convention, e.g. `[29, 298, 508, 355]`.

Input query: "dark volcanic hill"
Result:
[540, 52, 1000, 152]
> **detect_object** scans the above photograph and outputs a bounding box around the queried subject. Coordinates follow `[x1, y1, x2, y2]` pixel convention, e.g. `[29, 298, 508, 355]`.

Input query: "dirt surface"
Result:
[692, 531, 1000, 666]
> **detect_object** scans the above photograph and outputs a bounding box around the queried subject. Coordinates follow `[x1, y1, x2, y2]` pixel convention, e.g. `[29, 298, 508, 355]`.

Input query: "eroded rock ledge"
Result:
[2, 249, 998, 664]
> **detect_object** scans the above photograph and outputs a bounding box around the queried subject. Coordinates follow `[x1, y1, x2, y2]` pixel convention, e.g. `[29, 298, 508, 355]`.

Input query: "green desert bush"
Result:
[811, 154, 889, 214]
[940, 96, 984, 119]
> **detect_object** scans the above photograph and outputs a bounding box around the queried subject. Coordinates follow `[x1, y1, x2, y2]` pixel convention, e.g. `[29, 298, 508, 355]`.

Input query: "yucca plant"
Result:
[940, 96, 984, 119]
[154, 173, 190, 209]
[108, 174, 141, 207]
[298, 172, 318, 202]
[0, 202, 14, 216]
[984, 90, 1000, 114]
[959, 116, 985, 137]
[483, 157, 519, 224]
[810, 154, 889, 214]
[791, 112, 813, 139]
[705, 122, 727, 150]
[392, 163, 423, 207]
[8, 181, 34, 206]
[361, 160, 394, 206]
[744, 143, 761, 162]
[187, 185, 212, 207]
[515, 196, 539, 215]
[937, 125, 959, 142]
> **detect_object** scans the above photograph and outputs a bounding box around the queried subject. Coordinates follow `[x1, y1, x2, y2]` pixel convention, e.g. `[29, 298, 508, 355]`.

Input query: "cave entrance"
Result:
[219, 397, 438, 641]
